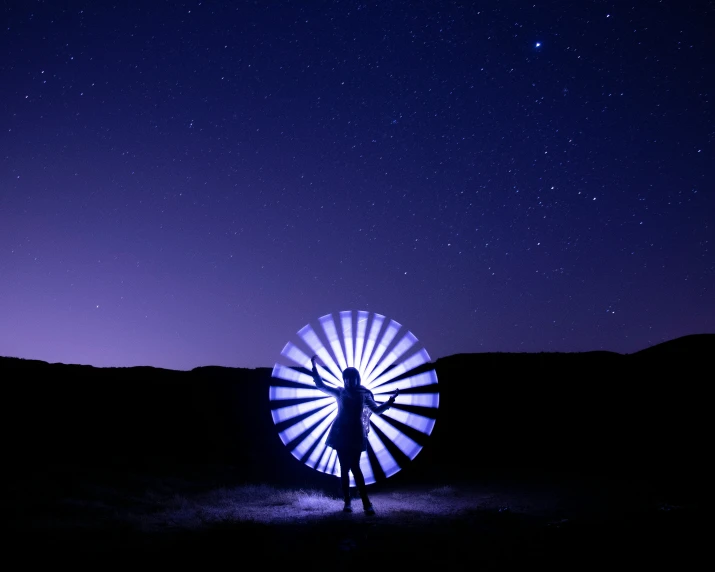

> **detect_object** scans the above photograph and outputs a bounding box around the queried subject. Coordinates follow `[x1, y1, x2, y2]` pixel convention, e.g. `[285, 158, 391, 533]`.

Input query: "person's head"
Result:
[342, 367, 361, 388]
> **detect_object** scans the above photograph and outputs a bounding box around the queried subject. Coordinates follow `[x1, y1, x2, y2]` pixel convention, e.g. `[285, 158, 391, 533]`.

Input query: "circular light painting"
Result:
[270, 310, 439, 486]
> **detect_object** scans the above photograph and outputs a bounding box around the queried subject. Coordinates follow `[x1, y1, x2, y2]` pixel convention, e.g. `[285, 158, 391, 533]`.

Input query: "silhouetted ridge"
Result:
[633, 333, 715, 356]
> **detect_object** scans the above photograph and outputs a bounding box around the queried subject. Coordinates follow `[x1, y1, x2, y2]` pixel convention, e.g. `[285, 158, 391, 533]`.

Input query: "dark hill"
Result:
[633, 333, 715, 356]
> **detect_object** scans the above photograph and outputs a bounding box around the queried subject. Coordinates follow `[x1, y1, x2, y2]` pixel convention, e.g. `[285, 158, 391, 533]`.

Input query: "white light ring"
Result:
[270, 310, 439, 485]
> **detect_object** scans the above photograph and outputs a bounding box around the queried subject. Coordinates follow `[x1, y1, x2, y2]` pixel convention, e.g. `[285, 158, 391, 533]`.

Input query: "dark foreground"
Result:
[6, 468, 705, 568]
[2, 340, 710, 566]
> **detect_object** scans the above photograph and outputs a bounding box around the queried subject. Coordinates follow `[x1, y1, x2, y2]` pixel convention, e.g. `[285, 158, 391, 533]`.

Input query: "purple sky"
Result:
[1, 2, 713, 370]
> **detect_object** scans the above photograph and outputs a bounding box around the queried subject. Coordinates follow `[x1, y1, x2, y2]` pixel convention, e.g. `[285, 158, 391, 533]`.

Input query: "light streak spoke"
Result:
[373, 392, 439, 408]
[319, 314, 348, 372]
[298, 324, 343, 381]
[269, 386, 327, 400]
[370, 370, 438, 395]
[271, 364, 316, 386]
[271, 397, 334, 424]
[340, 311, 354, 367]
[292, 409, 338, 460]
[280, 342, 311, 368]
[366, 349, 431, 389]
[306, 427, 331, 468]
[354, 311, 368, 371]
[370, 414, 422, 460]
[383, 408, 436, 434]
[317, 446, 333, 473]
[364, 320, 401, 380]
[360, 314, 384, 378]
[316, 364, 341, 387]
[278, 403, 337, 445]
[360, 452, 376, 484]
[367, 428, 400, 477]
[329, 449, 339, 476]
[364, 331, 417, 386]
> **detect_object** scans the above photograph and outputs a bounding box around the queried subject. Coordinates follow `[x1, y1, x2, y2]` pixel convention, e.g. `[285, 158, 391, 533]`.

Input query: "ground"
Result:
[7, 469, 704, 568]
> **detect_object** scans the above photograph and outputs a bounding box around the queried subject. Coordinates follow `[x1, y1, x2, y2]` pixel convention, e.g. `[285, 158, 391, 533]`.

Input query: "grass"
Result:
[134, 485, 346, 530]
[19, 471, 680, 537]
[39, 478, 525, 533]
[103, 480, 561, 533]
[10, 474, 701, 567]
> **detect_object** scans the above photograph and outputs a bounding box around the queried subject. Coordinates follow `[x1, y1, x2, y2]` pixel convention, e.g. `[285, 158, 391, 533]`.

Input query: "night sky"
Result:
[1, 1, 713, 370]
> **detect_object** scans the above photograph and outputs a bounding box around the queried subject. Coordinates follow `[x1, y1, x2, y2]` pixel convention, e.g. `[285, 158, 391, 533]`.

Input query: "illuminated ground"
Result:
[10, 473, 704, 566]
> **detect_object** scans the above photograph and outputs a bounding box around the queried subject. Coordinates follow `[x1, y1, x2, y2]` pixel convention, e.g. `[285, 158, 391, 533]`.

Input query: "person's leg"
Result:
[349, 450, 374, 513]
[336, 449, 352, 511]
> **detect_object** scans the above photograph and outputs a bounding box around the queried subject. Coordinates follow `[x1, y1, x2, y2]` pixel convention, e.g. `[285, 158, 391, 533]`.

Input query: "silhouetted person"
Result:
[310, 355, 398, 515]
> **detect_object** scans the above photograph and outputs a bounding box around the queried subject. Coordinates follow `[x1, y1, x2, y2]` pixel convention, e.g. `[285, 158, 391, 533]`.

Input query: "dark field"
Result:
[8, 469, 705, 567]
[3, 335, 709, 566]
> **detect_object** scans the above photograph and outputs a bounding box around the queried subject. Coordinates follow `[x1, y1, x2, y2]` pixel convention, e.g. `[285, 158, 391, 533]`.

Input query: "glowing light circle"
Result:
[270, 311, 439, 486]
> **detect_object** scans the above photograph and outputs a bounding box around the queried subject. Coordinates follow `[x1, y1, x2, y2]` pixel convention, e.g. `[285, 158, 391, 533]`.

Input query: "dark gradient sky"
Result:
[1, 1, 713, 370]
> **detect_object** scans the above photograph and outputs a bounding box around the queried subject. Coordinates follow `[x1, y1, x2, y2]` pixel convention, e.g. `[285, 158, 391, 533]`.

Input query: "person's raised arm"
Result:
[365, 388, 399, 415]
[310, 355, 340, 397]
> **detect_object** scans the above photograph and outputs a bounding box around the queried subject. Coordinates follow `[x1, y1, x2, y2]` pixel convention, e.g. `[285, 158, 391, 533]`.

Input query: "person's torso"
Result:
[335, 387, 369, 425]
